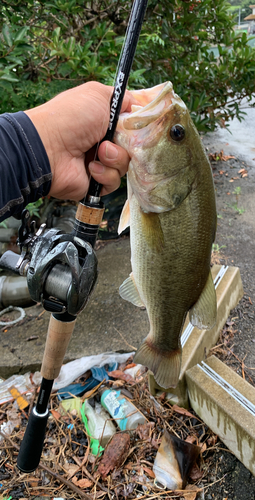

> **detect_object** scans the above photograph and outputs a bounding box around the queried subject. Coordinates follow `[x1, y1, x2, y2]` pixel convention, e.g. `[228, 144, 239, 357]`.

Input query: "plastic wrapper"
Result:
[53, 352, 134, 390]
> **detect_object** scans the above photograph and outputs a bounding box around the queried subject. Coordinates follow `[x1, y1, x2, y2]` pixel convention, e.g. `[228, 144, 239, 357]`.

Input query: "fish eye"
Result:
[170, 124, 185, 142]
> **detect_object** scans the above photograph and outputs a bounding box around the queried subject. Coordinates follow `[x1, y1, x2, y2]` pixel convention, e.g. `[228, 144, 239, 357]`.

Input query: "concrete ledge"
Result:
[186, 355, 255, 476]
[148, 265, 244, 407]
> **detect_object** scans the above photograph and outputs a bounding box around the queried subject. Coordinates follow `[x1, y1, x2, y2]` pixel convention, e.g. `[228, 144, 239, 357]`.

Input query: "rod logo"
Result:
[109, 71, 125, 130]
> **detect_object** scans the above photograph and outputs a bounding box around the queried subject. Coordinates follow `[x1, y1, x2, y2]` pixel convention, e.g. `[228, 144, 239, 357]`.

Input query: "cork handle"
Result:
[41, 315, 76, 380]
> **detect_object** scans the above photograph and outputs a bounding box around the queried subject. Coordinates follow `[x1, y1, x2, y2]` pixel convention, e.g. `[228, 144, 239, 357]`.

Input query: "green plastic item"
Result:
[80, 402, 104, 456]
[61, 397, 82, 417]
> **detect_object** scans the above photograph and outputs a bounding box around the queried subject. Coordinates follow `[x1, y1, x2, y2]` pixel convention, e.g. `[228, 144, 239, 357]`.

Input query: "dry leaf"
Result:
[172, 405, 194, 419]
[51, 409, 61, 420]
[108, 369, 135, 384]
[143, 465, 155, 478]
[185, 435, 197, 445]
[72, 477, 93, 488]
[189, 463, 203, 481]
[63, 463, 80, 477]
[183, 484, 202, 500]
[124, 363, 136, 370]
[200, 441, 207, 453]
[136, 421, 155, 440]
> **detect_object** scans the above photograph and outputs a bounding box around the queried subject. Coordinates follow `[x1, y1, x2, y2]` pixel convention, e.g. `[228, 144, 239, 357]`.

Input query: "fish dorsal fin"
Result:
[141, 211, 164, 253]
[119, 272, 145, 308]
[118, 199, 130, 234]
[189, 270, 217, 330]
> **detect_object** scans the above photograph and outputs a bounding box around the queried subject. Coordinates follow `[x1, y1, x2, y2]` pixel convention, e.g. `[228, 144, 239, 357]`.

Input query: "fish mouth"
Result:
[122, 81, 176, 131]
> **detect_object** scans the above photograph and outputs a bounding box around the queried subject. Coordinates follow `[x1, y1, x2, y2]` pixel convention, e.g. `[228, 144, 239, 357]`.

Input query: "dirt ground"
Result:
[200, 139, 255, 500]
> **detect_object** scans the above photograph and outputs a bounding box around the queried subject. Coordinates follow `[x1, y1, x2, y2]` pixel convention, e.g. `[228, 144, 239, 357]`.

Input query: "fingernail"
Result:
[89, 161, 105, 174]
[106, 142, 118, 159]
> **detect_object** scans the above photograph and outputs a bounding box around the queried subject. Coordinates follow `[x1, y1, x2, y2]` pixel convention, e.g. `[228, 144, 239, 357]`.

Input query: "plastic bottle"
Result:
[101, 388, 147, 431]
[82, 399, 116, 448]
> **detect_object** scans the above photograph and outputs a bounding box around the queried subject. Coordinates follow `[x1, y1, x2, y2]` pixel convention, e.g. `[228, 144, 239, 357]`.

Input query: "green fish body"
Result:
[115, 82, 217, 389]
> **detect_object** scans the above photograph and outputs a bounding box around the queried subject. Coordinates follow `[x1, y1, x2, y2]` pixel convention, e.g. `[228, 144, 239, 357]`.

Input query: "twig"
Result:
[113, 326, 137, 351]
[72, 455, 108, 493]
[0, 431, 92, 500]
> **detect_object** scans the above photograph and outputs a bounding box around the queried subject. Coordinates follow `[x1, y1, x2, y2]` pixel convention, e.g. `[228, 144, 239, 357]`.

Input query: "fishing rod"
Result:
[8, 0, 149, 473]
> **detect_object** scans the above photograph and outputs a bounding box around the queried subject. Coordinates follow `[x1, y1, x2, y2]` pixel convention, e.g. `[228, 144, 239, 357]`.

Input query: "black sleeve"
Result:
[0, 111, 52, 222]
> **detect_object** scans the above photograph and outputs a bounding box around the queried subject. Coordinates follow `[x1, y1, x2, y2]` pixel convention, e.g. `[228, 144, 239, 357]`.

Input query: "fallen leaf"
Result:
[72, 477, 93, 488]
[200, 441, 207, 453]
[185, 435, 197, 444]
[63, 463, 80, 477]
[229, 179, 234, 182]
[27, 477, 40, 487]
[108, 369, 135, 384]
[189, 463, 203, 481]
[172, 405, 194, 418]
[51, 409, 61, 420]
[183, 484, 202, 500]
[136, 421, 155, 440]
[124, 363, 136, 370]
[143, 465, 155, 478]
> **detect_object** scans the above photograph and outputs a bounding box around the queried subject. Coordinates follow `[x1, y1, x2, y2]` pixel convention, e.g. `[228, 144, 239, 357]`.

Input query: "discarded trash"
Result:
[81, 399, 116, 448]
[53, 352, 134, 390]
[0, 373, 33, 405]
[80, 401, 104, 456]
[97, 432, 130, 479]
[153, 430, 200, 490]
[57, 362, 118, 400]
[60, 397, 82, 417]
[101, 388, 147, 430]
[0, 408, 21, 442]
[8, 386, 29, 410]
[0, 305, 25, 326]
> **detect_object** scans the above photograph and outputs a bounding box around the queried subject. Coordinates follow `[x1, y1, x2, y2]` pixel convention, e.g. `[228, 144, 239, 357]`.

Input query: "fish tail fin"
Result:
[134, 338, 182, 389]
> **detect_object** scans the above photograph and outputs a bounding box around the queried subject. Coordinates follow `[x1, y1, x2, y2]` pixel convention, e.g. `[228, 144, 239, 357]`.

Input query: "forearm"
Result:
[0, 111, 52, 222]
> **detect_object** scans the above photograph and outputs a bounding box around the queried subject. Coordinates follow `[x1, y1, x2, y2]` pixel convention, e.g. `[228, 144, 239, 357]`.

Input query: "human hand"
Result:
[24, 81, 136, 200]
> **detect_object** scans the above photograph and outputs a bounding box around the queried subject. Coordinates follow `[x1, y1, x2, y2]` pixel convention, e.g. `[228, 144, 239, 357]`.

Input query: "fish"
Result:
[114, 82, 217, 389]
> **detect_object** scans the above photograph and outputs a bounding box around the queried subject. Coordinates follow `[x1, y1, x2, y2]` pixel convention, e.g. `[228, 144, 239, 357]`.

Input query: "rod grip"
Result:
[41, 314, 76, 380]
[17, 407, 49, 473]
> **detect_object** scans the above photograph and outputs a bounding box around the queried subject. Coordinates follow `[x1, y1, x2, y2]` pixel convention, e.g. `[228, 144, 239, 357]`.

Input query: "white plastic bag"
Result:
[53, 351, 135, 390]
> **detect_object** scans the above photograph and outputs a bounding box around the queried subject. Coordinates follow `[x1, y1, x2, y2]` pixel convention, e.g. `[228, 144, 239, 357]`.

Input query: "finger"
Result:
[88, 161, 121, 196]
[121, 89, 140, 113]
[97, 141, 130, 178]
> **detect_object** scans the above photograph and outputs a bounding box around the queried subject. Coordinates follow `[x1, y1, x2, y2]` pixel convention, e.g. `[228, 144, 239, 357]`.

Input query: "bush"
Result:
[0, 0, 255, 131]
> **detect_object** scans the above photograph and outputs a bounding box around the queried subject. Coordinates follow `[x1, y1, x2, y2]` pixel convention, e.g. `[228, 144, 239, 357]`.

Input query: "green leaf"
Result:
[0, 74, 19, 82]
[14, 26, 28, 42]
[2, 24, 13, 47]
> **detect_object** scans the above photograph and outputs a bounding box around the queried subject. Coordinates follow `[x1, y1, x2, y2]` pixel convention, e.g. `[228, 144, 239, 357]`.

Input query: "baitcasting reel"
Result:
[0, 209, 98, 316]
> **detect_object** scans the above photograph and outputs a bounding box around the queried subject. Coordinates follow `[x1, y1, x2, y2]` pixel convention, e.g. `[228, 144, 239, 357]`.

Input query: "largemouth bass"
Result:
[114, 82, 217, 389]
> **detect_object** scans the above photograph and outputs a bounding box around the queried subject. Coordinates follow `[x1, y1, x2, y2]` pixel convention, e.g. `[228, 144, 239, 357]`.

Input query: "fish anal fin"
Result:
[141, 211, 164, 253]
[118, 199, 130, 235]
[189, 270, 217, 330]
[119, 272, 145, 308]
[134, 337, 182, 389]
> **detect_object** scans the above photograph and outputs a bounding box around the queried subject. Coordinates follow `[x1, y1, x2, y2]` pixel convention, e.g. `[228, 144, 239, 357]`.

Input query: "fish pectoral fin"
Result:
[119, 272, 145, 308]
[118, 199, 130, 234]
[189, 270, 217, 330]
[134, 337, 182, 389]
[141, 211, 164, 253]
